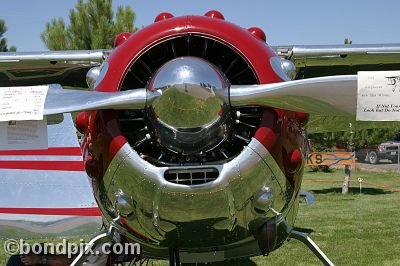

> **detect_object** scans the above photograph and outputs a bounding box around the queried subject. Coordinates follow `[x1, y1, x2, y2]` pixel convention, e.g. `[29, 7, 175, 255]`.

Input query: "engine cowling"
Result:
[92, 13, 285, 166]
[84, 11, 307, 261]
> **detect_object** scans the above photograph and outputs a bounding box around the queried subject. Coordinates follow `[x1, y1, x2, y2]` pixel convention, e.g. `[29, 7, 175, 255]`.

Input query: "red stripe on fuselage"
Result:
[0, 207, 102, 216]
[0, 161, 85, 171]
[0, 147, 82, 156]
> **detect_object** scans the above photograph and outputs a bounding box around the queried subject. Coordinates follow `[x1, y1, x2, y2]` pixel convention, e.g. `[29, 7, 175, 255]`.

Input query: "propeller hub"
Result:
[147, 57, 230, 154]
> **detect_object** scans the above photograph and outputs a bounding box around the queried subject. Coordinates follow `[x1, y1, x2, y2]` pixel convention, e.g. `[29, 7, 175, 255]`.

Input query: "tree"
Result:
[0, 19, 16, 52]
[309, 127, 399, 151]
[42, 18, 69, 50]
[344, 38, 352, 45]
[41, 0, 137, 50]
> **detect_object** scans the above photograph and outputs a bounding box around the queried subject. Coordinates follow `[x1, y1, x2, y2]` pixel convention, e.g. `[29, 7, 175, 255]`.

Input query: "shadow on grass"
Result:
[311, 187, 393, 195]
[293, 227, 315, 235]
[183, 258, 257, 266]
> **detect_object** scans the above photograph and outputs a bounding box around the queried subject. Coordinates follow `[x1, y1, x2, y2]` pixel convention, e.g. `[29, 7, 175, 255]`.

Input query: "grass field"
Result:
[1, 168, 399, 265]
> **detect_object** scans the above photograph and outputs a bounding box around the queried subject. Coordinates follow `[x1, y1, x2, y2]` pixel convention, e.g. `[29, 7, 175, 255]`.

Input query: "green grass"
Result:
[307, 115, 400, 133]
[1, 169, 399, 265]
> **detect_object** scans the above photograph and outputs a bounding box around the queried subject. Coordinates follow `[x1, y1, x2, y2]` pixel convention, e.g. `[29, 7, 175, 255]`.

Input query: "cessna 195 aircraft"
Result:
[1, 10, 400, 265]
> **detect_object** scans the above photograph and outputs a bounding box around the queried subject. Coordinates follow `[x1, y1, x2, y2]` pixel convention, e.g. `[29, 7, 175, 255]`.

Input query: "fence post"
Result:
[342, 165, 351, 194]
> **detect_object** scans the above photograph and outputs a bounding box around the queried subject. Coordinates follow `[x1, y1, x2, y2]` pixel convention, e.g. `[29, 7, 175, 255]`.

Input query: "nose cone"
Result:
[147, 57, 231, 154]
[148, 57, 229, 128]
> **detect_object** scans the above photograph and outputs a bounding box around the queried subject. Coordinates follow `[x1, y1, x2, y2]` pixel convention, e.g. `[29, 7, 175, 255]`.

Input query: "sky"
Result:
[1, 0, 400, 51]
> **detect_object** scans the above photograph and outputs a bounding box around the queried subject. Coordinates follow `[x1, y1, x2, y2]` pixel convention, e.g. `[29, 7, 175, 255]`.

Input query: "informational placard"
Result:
[0, 119, 48, 150]
[0, 86, 48, 121]
[357, 71, 400, 121]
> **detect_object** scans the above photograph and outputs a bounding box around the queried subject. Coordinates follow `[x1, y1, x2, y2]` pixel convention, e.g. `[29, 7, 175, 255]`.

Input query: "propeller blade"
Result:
[44, 84, 150, 115]
[230, 75, 357, 116]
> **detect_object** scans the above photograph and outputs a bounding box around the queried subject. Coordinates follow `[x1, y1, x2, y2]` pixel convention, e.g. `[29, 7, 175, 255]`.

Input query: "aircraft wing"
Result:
[0, 114, 102, 240]
[2, 44, 400, 135]
[0, 50, 108, 87]
[272, 44, 400, 132]
[273, 44, 400, 79]
[4, 44, 397, 86]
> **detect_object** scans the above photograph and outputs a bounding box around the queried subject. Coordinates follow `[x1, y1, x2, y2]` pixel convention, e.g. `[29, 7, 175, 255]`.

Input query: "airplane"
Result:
[1, 10, 400, 265]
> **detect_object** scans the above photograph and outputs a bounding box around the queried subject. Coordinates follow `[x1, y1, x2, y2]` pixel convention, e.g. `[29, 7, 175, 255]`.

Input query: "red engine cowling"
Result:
[82, 11, 307, 258]
[85, 11, 305, 174]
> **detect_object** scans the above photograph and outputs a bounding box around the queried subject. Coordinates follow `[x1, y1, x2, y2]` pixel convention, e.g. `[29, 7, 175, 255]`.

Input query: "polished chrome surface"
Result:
[86, 66, 100, 89]
[253, 186, 274, 212]
[0, 114, 102, 239]
[0, 50, 109, 87]
[44, 84, 150, 115]
[289, 230, 334, 266]
[291, 44, 400, 58]
[98, 138, 296, 258]
[230, 75, 357, 116]
[71, 232, 112, 266]
[0, 50, 107, 62]
[280, 59, 297, 80]
[273, 43, 400, 68]
[147, 57, 230, 154]
[270, 57, 291, 81]
[164, 167, 219, 185]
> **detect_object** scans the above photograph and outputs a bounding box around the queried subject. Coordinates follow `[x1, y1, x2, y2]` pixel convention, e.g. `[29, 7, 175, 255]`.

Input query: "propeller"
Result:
[1, 66, 358, 122]
[230, 75, 357, 116]
[44, 84, 156, 115]
[45, 75, 358, 116]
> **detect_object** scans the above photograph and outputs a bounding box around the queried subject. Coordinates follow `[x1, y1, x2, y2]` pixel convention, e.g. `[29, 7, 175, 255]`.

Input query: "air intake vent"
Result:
[164, 168, 219, 185]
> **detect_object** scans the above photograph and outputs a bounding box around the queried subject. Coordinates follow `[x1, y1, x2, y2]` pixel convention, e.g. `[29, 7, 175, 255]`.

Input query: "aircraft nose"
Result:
[146, 56, 231, 155]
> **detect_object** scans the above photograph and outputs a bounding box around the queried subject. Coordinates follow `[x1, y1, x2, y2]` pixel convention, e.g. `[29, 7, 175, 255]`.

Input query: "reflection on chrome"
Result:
[146, 57, 231, 154]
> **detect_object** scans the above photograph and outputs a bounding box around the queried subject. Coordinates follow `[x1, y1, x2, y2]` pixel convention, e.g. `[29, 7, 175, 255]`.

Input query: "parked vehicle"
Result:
[356, 141, 400, 164]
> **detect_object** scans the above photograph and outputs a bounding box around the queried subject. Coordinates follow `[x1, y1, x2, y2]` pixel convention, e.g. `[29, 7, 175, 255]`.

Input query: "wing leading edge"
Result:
[274, 44, 400, 78]
[0, 50, 109, 87]
[273, 44, 400, 132]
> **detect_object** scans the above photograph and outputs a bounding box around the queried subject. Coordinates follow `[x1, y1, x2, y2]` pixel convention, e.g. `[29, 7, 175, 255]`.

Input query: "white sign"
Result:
[0, 86, 48, 121]
[0, 119, 48, 150]
[357, 71, 400, 121]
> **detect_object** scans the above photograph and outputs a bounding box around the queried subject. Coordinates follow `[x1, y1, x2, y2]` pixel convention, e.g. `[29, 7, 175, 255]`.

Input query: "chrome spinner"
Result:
[146, 57, 231, 155]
